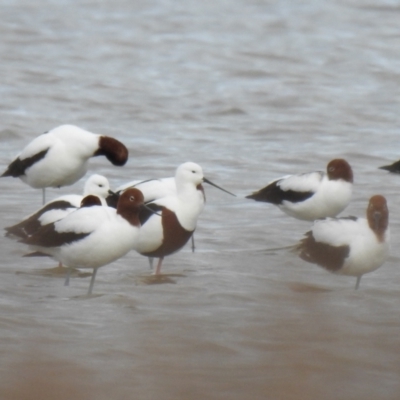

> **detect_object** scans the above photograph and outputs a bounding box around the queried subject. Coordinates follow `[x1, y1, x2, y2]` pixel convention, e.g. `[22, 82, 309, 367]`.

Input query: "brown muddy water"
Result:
[1, 1, 400, 399]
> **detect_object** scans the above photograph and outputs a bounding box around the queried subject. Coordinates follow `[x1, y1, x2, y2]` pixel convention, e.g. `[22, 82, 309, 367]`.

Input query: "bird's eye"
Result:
[99, 184, 103, 187]
[192, 170, 196, 173]
[129, 196, 135, 201]
[328, 167, 335, 172]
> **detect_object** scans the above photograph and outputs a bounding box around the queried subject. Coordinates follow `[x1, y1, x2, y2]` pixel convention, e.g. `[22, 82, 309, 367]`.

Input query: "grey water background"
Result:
[1, 1, 400, 399]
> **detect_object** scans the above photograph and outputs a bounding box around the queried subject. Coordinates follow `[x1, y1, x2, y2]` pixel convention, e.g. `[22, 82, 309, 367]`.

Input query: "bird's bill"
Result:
[203, 178, 236, 197]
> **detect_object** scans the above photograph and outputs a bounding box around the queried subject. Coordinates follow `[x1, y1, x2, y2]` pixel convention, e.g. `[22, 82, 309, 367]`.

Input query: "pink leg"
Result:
[155, 257, 164, 275]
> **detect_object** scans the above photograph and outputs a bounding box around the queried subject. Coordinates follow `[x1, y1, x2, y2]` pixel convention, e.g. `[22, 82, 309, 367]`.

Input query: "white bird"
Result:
[5, 174, 113, 239]
[109, 169, 235, 256]
[20, 188, 145, 295]
[111, 176, 192, 261]
[1, 124, 128, 204]
[134, 162, 235, 275]
[109, 177, 185, 256]
[246, 159, 353, 221]
[297, 195, 390, 289]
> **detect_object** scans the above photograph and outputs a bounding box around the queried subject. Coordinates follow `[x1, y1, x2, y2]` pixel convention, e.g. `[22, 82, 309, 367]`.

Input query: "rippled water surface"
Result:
[1, 1, 400, 399]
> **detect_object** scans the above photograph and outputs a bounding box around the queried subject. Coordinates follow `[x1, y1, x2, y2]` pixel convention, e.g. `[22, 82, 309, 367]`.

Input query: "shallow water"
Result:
[1, 1, 400, 399]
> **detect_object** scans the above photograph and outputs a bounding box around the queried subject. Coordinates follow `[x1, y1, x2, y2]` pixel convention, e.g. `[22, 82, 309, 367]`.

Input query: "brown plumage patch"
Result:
[80, 195, 102, 208]
[297, 231, 350, 272]
[116, 188, 144, 227]
[94, 136, 128, 166]
[141, 207, 193, 258]
[367, 195, 389, 243]
[326, 159, 353, 183]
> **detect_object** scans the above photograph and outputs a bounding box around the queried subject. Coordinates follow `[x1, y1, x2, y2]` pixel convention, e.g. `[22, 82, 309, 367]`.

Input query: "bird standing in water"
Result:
[297, 195, 389, 289]
[20, 188, 144, 295]
[246, 159, 353, 221]
[1, 124, 128, 204]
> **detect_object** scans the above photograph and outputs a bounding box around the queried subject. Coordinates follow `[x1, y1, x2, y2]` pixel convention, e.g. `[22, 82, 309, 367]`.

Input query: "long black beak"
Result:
[203, 178, 236, 197]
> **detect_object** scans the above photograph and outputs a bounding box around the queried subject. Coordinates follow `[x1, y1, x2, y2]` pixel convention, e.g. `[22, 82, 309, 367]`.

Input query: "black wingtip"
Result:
[245, 189, 273, 203]
[245, 193, 257, 200]
[4, 227, 27, 239]
[379, 160, 400, 173]
[379, 165, 400, 173]
[1, 166, 15, 177]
